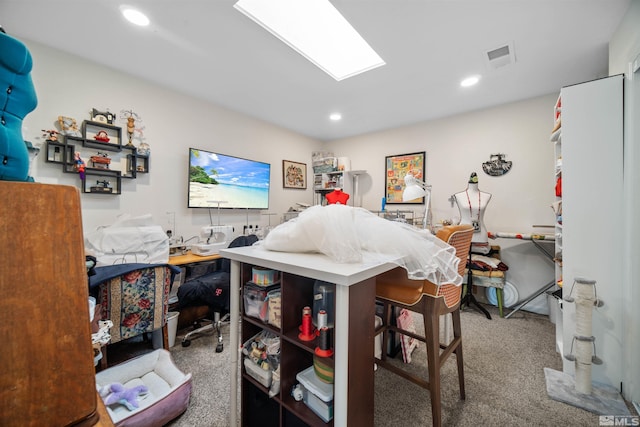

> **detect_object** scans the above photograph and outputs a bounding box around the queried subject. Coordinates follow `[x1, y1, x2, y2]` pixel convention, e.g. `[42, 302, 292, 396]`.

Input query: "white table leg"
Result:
[333, 284, 350, 426]
[230, 260, 240, 426]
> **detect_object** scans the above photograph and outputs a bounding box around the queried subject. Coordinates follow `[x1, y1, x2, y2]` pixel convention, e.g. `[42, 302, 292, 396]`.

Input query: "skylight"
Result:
[234, 0, 385, 81]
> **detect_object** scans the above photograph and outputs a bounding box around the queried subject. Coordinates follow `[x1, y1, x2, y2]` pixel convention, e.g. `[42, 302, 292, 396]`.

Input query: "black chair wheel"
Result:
[216, 343, 223, 353]
[182, 339, 191, 347]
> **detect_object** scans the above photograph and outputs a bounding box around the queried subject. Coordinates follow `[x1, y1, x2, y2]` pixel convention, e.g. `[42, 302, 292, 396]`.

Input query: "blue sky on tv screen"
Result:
[190, 149, 270, 188]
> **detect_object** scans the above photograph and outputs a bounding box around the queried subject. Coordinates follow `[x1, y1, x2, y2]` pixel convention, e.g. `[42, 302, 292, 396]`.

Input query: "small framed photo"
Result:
[385, 151, 426, 204]
[283, 160, 307, 189]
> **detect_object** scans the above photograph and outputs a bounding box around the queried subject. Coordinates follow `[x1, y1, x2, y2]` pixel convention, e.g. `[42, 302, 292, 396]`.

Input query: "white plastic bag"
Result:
[84, 214, 169, 266]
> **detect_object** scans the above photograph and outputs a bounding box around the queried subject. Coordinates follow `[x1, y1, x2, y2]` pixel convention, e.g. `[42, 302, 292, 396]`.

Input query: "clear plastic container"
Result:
[312, 280, 335, 328]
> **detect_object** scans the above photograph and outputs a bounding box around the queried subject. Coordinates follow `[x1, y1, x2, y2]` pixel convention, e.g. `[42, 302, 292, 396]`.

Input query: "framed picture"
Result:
[283, 160, 307, 189]
[385, 151, 425, 204]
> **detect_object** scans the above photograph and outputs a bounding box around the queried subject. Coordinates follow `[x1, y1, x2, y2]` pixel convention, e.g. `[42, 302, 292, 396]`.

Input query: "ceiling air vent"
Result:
[484, 42, 516, 69]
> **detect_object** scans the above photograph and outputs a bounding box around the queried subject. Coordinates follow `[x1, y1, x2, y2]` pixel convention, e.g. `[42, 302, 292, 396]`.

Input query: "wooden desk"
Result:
[221, 245, 399, 426]
[168, 250, 221, 266]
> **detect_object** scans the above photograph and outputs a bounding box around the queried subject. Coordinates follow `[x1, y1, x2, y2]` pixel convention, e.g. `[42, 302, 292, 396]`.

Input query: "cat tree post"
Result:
[571, 278, 599, 393]
[544, 277, 629, 416]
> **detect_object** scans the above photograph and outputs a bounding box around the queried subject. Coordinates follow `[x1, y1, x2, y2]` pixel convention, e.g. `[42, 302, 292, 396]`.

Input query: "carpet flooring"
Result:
[108, 303, 632, 426]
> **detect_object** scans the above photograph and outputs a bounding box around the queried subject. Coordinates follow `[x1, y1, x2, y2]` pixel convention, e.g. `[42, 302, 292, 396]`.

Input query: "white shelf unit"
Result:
[551, 94, 563, 354]
[313, 170, 366, 206]
[559, 74, 624, 387]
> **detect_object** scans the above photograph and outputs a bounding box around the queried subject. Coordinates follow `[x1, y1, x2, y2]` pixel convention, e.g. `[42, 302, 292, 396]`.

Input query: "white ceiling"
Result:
[1, 0, 631, 141]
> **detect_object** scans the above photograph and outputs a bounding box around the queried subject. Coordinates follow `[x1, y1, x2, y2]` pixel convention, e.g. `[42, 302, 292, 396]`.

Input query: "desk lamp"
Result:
[402, 173, 432, 230]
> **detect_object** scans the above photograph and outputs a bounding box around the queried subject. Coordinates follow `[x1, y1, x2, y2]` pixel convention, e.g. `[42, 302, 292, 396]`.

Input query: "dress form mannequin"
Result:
[454, 172, 491, 244]
[455, 172, 493, 319]
[326, 189, 350, 205]
[0, 28, 38, 182]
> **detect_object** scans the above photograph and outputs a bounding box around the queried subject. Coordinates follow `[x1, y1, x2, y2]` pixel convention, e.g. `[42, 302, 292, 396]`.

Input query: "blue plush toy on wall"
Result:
[0, 27, 38, 182]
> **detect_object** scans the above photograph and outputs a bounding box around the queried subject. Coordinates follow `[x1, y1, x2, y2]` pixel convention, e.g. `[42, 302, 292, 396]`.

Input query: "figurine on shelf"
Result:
[91, 108, 116, 124]
[120, 109, 144, 147]
[90, 179, 113, 193]
[74, 152, 86, 180]
[125, 116, 135, 146]
[137, 141, 150, 156]
[90, 151, 111, 169]
[94, 130, 110, 142]
[57, 115, 81, 137]
[42, 129, 59, 142]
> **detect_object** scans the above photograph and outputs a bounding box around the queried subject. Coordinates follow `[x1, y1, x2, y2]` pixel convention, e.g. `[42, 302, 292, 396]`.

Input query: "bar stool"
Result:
[375, 224, 474, 427]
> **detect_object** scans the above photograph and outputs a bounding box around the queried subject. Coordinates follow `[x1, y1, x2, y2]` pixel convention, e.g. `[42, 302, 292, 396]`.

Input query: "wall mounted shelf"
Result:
[50, 120, 149, 194]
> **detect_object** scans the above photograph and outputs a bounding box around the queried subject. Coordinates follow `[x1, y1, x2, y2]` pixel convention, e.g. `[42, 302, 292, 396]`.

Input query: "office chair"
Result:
[374, 224, 474, 427]
[177, 234, 258, 351]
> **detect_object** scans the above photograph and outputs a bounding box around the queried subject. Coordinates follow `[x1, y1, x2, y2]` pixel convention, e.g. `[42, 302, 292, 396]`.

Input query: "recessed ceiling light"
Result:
[329, 113, 342, 121]
[121, 6, 150, 26]
[234, 0, 385, 81]
[460, 75, 480, 87]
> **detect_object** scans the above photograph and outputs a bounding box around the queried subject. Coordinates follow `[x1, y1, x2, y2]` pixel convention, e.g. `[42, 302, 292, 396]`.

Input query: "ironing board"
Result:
[488, 231, 556, 318]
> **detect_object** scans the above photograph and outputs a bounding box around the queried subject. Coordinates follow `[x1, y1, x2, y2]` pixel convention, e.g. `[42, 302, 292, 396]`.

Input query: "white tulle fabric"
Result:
[262, 204, 462, 286]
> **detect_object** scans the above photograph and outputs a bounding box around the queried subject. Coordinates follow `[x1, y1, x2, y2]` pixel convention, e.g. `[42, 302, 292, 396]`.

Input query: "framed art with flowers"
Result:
[283, 160, 307, 189]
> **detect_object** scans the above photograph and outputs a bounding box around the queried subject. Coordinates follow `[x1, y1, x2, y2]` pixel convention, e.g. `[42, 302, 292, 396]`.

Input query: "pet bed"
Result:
[95, 349, 192, 427]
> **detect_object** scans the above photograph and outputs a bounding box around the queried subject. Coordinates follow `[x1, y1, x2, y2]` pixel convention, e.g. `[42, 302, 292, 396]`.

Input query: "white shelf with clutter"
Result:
[311, 151, 366, 206]
[550, 93, 563, 354]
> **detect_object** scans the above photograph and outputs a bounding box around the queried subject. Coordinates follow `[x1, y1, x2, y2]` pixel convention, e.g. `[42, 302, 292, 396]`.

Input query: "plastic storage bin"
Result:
[244, 283, 280, 322]
[251, 267, 280, 286]
[312, 157, 337, 173]
[312, 280, 335, 328]
[296, 366, 334, 422]
[241, 330, 280, 389]
[244, 357, 272, 388]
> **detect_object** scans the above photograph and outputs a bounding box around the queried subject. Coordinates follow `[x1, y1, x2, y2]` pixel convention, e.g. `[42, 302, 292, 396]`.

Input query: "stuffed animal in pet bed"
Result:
[99, 383, 149, 411]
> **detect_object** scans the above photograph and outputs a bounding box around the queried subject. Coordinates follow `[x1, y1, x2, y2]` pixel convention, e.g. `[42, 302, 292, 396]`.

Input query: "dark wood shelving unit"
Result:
[240, 265, 335, 426]
[51, 120, 149, 193]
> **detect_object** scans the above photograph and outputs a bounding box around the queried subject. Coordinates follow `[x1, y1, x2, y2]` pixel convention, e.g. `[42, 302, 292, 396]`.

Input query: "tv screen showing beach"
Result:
[188, 148, 270, 209]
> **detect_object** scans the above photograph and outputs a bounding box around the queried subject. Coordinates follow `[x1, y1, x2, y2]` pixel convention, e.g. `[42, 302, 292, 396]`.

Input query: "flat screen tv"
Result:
[188, 148, 271, 209]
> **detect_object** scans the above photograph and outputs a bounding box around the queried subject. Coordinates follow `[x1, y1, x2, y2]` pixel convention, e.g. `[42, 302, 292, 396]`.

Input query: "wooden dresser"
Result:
[0, 181, 111, 426]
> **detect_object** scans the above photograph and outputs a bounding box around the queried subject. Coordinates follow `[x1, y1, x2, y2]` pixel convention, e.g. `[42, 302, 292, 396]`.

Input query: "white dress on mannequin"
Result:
[454, 172, 491, 245]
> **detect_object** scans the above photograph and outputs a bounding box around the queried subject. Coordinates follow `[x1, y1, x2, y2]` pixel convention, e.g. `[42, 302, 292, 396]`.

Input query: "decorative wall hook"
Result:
[482, 153, 512, 176]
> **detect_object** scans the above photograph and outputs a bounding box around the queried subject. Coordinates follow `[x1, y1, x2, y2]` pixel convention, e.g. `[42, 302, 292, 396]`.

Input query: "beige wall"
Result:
[25, 38, 557, 242]
[323, 94, 558, 315]
[24, 40, 319, 239]
[325, 94, 557, 233]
